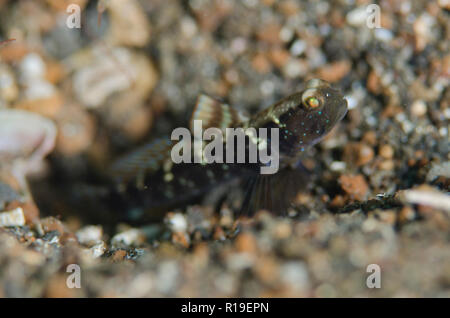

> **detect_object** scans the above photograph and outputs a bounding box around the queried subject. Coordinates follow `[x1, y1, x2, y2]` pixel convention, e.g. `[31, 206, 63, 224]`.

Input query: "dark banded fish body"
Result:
[107, 79, 348, 221]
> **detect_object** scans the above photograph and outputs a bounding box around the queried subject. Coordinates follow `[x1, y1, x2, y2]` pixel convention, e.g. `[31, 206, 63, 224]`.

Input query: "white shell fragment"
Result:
[19, 53, 56, 100]
[399, 187, 450, 214]
[0, 109, 57, 172]
[0, 207, 26, 227]
[72, 46, 157, 108]
[111, 228, 145, 246]
[90, 241, 107, 258]
[165, 212, 188, 233]
[76, 225, 103, 246]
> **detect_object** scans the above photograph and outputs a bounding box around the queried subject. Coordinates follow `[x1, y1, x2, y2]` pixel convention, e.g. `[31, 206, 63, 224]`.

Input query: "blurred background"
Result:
[0, 0, 448, 297]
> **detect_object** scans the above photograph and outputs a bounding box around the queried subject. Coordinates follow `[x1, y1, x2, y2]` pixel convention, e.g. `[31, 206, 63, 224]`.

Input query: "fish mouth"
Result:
[327, 86, 348, 121]
[337, 97, 348, 122]
[326, 88, 348, 123]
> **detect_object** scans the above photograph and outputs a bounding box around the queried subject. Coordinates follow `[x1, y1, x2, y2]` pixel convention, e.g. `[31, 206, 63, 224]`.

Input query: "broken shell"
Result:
[0, 207, 25, 227]
[0, 63, 19, 104]
[72, 46, 158, 108]
[0, 109, 56, 173]
[106, 0, 151, 47]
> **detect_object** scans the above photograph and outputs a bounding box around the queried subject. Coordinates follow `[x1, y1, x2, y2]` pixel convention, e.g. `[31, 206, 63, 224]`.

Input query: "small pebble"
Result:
[76, 225, 103, 246]
[165, 212, 187, 233]
[339, 174, 369, 201]
[0, 207, 25, 227]
[411, 100, 427, 117]
[111, 228, 145, 247]
[379, 144, 394, 159]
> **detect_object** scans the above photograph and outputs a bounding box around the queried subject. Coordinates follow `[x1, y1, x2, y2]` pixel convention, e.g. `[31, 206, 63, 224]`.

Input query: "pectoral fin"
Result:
[240, 160, 311, 216]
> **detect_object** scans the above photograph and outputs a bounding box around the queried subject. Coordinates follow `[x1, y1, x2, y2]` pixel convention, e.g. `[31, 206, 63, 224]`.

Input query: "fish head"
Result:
[277, 78, 348, 154]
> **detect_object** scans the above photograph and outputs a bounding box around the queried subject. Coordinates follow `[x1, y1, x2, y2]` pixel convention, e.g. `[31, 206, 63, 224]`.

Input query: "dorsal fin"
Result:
[109, 138, 173, 185]
[190, 94, 246, 134]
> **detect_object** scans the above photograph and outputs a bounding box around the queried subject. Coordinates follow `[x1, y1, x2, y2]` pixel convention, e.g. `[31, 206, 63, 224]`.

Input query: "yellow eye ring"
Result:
[305, 96, 320, 109]
[302, 88, 323, 110]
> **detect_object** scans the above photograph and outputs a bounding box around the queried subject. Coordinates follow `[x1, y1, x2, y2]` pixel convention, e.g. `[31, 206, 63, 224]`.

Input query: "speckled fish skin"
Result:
[108, 79, 348, 221]
[242, 78, 348, 168]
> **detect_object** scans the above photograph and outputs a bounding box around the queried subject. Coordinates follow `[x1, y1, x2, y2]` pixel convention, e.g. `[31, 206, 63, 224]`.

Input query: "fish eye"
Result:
[301, 88, 323, 110]
[305, 96, 320, 108]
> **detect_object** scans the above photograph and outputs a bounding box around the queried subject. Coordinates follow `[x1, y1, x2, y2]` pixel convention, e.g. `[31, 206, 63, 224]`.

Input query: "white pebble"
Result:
[231, 37, 247, 54]
[166, 213, 187, 232]
[76, 225, 103, 245]
[0, 207, 25, 227]
[111, 228, 144, 246]
[346, 7, 367, 27]
[279, 27, 294, 42]
[280, 261, 309, 292]
[411, 100, 427, 117]
[283, 59, 307, 78]
[90, 241, 106, 258]
[19, 53, 46, 81]
[180, 17, 197, 38]
[330, 161, 347, 172]
[290, 40, 306, 56]
[260, 80, 275, 96]
[374, 28, 393, 42]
